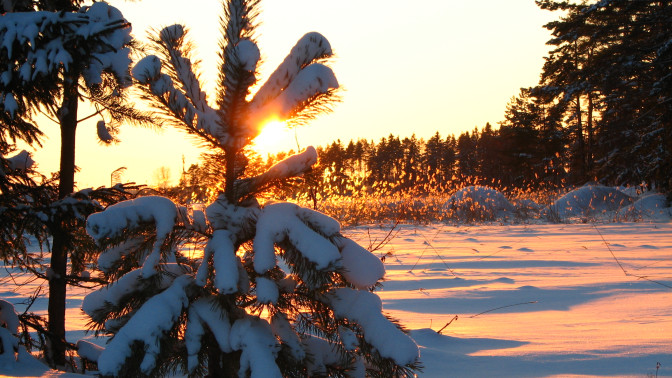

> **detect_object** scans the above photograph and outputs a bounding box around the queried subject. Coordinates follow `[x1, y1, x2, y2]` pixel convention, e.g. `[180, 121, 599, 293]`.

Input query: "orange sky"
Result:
[22, 0, 556, 189]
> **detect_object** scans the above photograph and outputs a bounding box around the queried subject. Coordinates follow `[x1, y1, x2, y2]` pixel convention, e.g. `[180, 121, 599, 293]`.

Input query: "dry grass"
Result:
[289, 177, 571, 226]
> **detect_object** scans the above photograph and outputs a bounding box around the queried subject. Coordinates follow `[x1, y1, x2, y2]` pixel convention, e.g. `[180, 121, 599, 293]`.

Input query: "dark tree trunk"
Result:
[224, 146, 237, 202]
[47, 76, 78, 368]
[574, 95, 586, 183]
[586, 92, 594, 175]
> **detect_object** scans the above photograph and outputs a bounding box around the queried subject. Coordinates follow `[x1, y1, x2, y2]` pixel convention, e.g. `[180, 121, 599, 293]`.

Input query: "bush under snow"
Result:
[545, 185, 634, 220]
[446, 186, 515, 221]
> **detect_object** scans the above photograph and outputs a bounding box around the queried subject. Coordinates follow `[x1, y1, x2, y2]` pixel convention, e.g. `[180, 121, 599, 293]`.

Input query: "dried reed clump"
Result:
[289, 176, 568, 226]
[285, 174, 663, 225]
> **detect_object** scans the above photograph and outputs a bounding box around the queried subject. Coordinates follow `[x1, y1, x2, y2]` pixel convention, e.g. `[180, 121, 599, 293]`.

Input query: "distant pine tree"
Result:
[537, 0, 672, 191]
[82, 0, 421, 376]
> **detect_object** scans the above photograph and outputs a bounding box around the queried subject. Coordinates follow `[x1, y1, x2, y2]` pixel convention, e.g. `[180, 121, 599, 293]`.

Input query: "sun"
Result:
[250, 120, 293, 155]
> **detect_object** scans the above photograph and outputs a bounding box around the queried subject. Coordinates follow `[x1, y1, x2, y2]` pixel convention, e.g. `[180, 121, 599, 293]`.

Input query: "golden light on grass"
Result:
[251, 119, 290, 155]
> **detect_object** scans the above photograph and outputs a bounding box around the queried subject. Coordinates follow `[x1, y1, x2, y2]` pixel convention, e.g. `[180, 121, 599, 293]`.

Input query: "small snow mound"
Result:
[617, 193, 671, 221]
[546, 185, 633, 220]
[446, 186, 514, 221]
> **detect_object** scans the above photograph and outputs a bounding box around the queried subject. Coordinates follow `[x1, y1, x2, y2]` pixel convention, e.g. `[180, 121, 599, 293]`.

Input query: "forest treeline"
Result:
[174, 0, 671, 203]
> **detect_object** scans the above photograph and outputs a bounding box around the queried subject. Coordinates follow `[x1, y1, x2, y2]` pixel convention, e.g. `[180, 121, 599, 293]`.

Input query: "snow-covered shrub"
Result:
[510, 198, 543, 220]
[616, 193, 671, 221]
[0, 299, 20, 366]
[446, 186, 515, 221]
[82, 1, 420, 376]
[544, 185, 634, 221]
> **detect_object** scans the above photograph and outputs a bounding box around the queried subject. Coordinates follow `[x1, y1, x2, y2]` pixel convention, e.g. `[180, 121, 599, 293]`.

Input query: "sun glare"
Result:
[251, 120, 292, 155]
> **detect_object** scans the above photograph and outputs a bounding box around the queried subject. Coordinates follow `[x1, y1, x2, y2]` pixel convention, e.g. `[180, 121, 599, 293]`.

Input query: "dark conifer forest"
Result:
[176, 1, 671, 204]
[318, 1, 670, 196]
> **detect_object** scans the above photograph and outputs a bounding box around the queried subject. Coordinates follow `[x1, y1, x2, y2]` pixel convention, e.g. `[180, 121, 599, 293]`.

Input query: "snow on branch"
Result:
[76, 340, 104, 363]
[236, 39, 261, 71]
[334, 237, 385, 289]
[327, 288, 419, 366]
[86, 196, 179, 277]
[184, 305, 206, 373]
[253, 202, 341, 274]
[185, 297, 236, 372]
[5, 150, 33, 171]
[97, 275, 192, 376]
[270, 313, 304, 361]
[96, 120, 117, 144]
[216, 0, 260, 119]
[2, 93, 17, 118]
[132, 56, 226, 148]
[204, 229, 241, 294]
[255, 276, 279, 304]
[230, 316, 282, 378]
[157, 25, 211, 114]
[251, 32, 333, 108]
[246, 63, 338, 137]
[0, 299, 19, 335]
[0, 2, 132, 88]
[193, 298, 232, 350]
[205, 196, 258, 235]
[131, 55, 162, 84]
[301, 334, 364, 376]
[96, 237, 145, 273]
[233, 146, 318, 197]
[0, 328, 17, 365]
[81, 264, 185, 322]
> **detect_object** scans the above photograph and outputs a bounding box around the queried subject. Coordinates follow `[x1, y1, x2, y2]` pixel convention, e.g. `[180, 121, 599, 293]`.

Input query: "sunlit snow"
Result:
[2, 218, 671, 377]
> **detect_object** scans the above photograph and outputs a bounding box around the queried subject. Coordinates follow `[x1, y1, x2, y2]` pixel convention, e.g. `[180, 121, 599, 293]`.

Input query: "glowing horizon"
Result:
[18, 0, 556, 189]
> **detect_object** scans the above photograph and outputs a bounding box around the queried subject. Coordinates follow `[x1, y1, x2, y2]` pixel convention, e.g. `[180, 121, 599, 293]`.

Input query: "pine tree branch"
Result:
[233, 147, 317, 200]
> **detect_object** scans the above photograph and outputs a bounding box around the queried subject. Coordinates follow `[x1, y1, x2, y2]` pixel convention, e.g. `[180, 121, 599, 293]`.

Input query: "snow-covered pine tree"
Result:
[0, 0, 158, 366]
[0, 1, 155, 366]
[82, 0, 421, 376]
[0, 148, 142, 367]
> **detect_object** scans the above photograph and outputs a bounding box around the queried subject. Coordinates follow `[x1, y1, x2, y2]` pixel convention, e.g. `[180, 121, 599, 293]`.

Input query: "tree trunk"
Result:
[574, 95, 586, 183]
[224, 146, 237, 202]
[586, 92, 594, 175]
[47, 76, 78, 368]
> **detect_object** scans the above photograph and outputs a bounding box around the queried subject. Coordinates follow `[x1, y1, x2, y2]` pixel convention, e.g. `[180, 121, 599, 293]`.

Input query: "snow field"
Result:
[349, 222, 672, 377]
[2, 221, 670, 377]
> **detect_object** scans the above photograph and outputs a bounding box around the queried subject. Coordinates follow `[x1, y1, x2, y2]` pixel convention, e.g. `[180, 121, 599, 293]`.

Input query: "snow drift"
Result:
[446, 186, 515, 221]
[545, 185, 634, 220]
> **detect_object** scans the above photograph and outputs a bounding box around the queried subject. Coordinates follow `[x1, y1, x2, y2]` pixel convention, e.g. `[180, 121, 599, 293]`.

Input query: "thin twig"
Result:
[469, 301, 538, 318]
[417, 229, 458, 277]
[408, 226, 445, 272]
[77, 108, 102, 123]
[592, 223, 672, 289]
[367, 219, 401, 253]
[436, 315, 458, 334]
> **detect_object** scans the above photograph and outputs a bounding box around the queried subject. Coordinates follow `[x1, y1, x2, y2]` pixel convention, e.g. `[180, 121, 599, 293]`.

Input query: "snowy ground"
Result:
[349, 222, 672, 377]
[2, 222, 671, 377]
